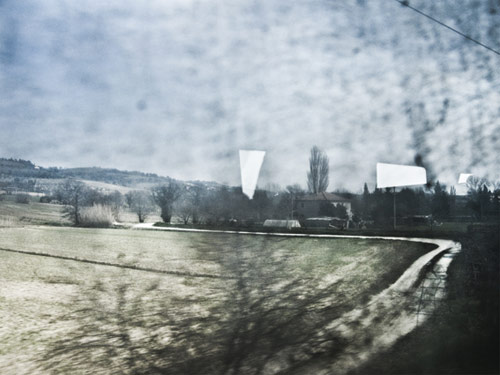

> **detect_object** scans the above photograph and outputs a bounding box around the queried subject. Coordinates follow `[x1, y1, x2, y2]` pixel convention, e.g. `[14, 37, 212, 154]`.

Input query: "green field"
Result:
[0, 226, 434, 374]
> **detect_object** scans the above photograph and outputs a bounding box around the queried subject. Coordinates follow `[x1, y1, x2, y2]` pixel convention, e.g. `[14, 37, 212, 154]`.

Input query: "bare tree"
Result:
[56, 179, 88, 225]
[466, 177, 491, 221]
[307, 146, 329, 194]
[151, 182, 182, 223]
[189, 185, 203, 224]
[466, 176, 490, 193]
[286, 184, 305, 197]
[272, 185, 305, 219]
[175, 201, 193, 224]
[174, 192, 195, 225]
[174, 185, 206, 225]
[108, 190, 124, 220]
[125, 190, 154, 223]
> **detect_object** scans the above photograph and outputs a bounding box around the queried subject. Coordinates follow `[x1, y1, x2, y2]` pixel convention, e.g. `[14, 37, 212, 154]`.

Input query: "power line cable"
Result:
[394, 0, 500, 56]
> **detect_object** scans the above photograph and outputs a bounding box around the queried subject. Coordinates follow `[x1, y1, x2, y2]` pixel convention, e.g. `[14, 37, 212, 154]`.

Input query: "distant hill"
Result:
[0, 157, 222, 193]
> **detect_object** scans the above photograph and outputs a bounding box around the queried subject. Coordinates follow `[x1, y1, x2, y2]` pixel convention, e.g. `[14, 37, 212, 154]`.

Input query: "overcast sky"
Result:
[1, 0, 498, 192]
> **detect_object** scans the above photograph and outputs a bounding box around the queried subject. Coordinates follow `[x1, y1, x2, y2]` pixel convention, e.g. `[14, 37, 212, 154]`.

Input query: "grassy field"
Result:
[0, 226, 434, 374]
[0, 195, 70, 226]
[0, 195, 162, 226]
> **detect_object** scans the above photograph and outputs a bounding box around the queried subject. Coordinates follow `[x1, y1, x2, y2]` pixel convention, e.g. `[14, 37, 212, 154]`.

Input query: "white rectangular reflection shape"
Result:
[458, 173, 473, 184]
[376, 163, 427, 188]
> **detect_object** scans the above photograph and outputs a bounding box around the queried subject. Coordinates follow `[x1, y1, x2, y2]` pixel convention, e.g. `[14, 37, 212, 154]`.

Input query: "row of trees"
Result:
[127, 183, 308, 226]
[53, 171, 499, 227]
[53, 179, 302, 226]
[151, 184, 294, 225]
[352, 178, 500, 226]
[305, 146, 499, 225]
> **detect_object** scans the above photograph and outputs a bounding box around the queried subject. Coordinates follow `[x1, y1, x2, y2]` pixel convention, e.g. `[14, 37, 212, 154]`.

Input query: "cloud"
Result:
[0, 0, 498, 191]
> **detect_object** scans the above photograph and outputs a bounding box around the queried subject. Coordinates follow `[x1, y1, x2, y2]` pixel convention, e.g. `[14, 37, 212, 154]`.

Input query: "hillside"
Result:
[0, 157, 221, 193]
[0, 157, 168, 186]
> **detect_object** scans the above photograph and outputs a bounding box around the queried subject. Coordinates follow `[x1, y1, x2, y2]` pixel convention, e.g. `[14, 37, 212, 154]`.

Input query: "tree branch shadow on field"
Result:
[41, 237, 350, 375]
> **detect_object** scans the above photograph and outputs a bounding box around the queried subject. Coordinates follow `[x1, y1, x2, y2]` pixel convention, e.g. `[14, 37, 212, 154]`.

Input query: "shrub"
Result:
[40, 195, 53, 203]
[0, 217, 15, 227]
[15, 193, 30, 204]
[79, 204, 114, 227]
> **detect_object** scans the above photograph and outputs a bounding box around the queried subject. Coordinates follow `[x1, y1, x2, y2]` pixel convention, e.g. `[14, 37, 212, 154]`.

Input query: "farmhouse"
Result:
[294, 192, 352, 220]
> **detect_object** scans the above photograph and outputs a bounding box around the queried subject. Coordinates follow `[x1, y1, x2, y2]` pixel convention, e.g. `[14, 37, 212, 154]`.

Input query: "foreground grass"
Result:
[0, 226, 433, 282]
[0, 226, 433, 374]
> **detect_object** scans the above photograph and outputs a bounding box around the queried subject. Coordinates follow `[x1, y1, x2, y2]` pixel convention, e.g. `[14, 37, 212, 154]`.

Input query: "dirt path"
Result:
[134, 223, 461, 374]
[282, 239, 461, 375]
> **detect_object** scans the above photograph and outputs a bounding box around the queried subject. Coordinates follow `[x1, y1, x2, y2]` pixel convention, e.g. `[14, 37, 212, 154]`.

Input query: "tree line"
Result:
[48, 173, 499, 229]
[50, 179, 304, 227]
[352, 177, 500, 226]
[10, 145, 498, 228]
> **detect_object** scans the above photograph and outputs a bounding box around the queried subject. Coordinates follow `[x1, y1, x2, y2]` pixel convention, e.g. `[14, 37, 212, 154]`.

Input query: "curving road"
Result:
[133, 222, 461, 374]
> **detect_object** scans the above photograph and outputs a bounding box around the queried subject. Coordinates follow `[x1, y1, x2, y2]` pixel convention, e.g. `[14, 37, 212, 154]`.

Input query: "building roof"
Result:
[305, 217, 346, 221]
[296, 192, 350, 202]
[263, 220, 301, 228]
